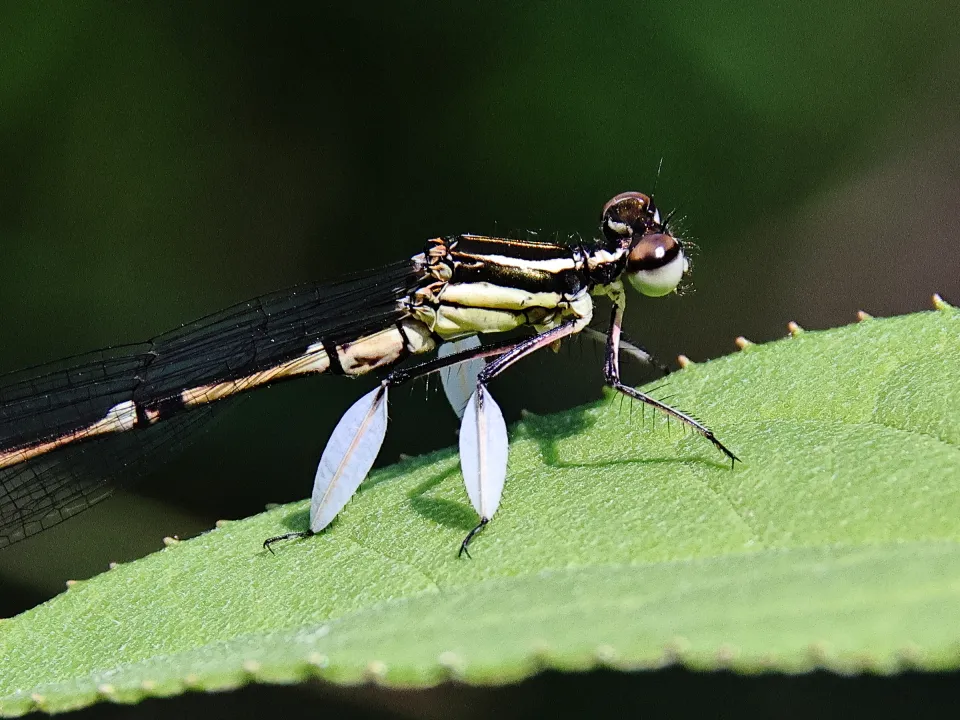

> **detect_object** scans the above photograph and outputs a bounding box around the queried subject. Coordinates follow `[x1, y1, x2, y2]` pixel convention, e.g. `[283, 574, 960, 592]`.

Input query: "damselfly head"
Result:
[601, 191, 688, 297]
[601, 191, 660, 242]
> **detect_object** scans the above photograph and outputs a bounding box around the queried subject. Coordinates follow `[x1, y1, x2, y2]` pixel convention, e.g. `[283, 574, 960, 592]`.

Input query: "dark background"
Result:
[0, 3, 958, 718]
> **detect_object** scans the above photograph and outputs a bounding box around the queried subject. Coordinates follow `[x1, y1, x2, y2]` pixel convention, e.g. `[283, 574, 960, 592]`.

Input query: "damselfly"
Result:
[0, 192, 736, 556]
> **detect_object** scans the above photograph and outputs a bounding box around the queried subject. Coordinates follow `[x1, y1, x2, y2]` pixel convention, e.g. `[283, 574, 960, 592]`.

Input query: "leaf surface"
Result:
[1, 303, 958, 715]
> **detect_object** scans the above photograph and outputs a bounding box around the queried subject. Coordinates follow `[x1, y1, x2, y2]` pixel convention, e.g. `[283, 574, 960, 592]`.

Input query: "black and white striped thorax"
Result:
[404, 232, 633, 343]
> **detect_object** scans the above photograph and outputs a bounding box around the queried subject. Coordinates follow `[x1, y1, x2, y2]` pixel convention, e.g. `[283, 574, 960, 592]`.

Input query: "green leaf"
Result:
[1, 301, 958, 715]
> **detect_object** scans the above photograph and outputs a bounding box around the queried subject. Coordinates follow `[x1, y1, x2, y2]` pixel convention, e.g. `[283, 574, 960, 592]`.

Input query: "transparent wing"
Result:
[0, 260, 421, 547]
[0, 403, 223, 547]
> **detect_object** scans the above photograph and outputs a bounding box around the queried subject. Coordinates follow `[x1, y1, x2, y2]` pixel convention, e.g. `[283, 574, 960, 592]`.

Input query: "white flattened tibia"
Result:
[438, 336, 484, 418]
[310, 383, 389, 533]
[459, 385, 508, 522]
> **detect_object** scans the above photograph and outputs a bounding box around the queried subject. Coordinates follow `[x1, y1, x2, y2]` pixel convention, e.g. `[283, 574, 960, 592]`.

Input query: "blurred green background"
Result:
[0, 2, 958, 717]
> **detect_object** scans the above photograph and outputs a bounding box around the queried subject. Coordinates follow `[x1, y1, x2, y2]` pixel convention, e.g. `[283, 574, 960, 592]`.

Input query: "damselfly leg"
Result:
[437, 336, 483, 419]
[457, 318, 587, 557]
[263, 318, 684, 556]
[602, 304, 739, 466]
[262, 335, 522, 552]
[581, 326, 671, 376]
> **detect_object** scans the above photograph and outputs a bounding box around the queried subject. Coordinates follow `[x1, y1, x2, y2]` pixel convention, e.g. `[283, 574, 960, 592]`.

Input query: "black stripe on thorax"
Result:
[451, 258, 586, 295]
[449, 235, 587, 295]
[453, 234, 574, 261]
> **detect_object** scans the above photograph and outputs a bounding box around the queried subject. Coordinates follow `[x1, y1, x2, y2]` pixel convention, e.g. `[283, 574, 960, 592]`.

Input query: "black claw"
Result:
[458, 518, 489, 559]
[704, 430, 739, 468]
[719, 444, 740, 468]
[262, 530, 314, 554]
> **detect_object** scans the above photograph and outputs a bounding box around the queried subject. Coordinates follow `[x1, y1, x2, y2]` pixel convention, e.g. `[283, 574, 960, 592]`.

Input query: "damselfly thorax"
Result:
[0, 191, 736, 554]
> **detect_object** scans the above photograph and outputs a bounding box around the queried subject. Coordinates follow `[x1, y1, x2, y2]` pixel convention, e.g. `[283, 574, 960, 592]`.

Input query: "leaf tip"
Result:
[933, 293, 953, 311]
[438, 650, 467, 676]
[758, 653, 781, 669]
[786, 321, 804, 337]
[366, 660, 389, 681]
[306, 652, 330, 669]
[734, 336, 753, 350]
[662, 636, 690, 664]
[806, 640, 833, 665]
[896, 643, 924, 668]
[594, 644, 617, 665]
[676, 354, 694, 368]
[856, 310, 873, 321]
[530, 639, 554, 665]
[715, 643, 738, 667]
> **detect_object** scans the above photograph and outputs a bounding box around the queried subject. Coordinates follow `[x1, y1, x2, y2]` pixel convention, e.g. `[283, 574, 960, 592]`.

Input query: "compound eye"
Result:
[625, 232, 687, 297]
[601, 191, 657, 242]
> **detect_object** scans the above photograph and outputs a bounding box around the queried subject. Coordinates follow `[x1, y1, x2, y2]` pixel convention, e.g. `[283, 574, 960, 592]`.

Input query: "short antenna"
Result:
[652, 156, 665, 200]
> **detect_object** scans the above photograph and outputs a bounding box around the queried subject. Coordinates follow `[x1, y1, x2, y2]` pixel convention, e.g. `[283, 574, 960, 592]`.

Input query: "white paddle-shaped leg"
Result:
[458, 385, 508, 557]
[310, 383, 389, 532]
[309, 341, 487, 533]
[263, 330, 555, 555]
[263, 383, 389, 551]
[438, 337, 484, 418]
[454, 319, 586, 556]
